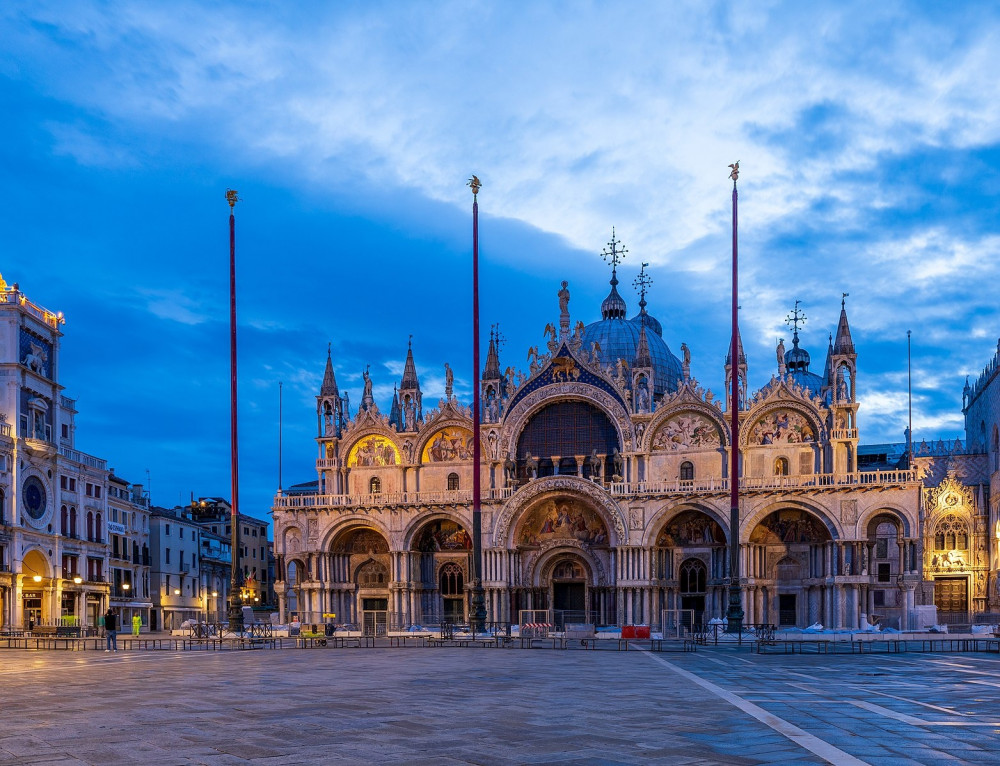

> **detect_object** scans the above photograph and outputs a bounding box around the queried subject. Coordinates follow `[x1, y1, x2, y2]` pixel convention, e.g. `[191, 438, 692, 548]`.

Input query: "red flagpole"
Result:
[469, 176, 486, 633]
[727, 165, 745, 633]
[226, 189, 243, 632]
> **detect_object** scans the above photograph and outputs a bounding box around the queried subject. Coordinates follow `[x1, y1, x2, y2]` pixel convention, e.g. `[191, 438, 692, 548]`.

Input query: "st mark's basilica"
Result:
[272, 234, 997, 634]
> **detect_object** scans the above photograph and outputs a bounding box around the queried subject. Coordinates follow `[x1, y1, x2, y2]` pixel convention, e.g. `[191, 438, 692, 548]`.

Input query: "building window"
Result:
[439, 562, 464, 596]
[774, 457, 789, 476]
[447, 473, 460, 491]
[369, 477, 381, 494]
[165, 548, 171, 565]
[680, 462, 694, 481]
[877, 563, 891, 583]
[165, 524, 170, 536]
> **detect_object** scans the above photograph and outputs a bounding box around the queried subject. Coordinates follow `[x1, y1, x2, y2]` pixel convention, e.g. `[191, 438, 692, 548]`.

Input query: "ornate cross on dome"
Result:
[491, 323, 506, 354]
[633, 262, 652, 311]
[601, 228, 628, 274]
[785, 300, 807, 337]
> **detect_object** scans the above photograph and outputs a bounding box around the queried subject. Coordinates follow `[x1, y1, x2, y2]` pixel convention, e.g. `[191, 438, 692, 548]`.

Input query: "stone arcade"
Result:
[272, 238, 978, 633]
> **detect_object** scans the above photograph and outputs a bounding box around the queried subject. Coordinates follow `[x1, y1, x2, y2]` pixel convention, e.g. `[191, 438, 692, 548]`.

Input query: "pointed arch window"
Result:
[369, 477, 381, 494]
[679, 559, 707, 594]
[447, 473, 460, 491]
[439, 562, 464, 596]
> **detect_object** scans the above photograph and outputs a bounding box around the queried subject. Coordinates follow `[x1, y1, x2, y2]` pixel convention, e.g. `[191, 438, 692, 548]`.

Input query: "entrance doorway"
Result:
[778, 594, 797, 626]
[362, 597, 388, 636]
[22, 592, 42, 629]
[934, 577, 968, 616]
[553, 583, 585, 612]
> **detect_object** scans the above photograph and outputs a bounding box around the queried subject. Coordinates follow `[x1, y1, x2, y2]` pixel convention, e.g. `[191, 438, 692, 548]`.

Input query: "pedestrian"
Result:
[132, 614, 141, 636]
[104, 607, 119, 652]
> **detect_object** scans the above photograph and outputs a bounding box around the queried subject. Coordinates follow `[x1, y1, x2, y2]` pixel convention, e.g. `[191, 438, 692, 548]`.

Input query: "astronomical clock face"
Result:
[22, 476, 47, 521]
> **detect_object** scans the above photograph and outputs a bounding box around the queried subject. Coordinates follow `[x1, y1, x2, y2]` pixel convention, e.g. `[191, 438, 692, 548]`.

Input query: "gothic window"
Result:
[680, 461, 694, 481]
[994, 426, 999, 471]
[369, 477, 381, 494]
[86, 511, 94, 541]
[774, 457, 789, 476]
[439, 562, 464, 596]
[69, 507, 77, 537]
[61, 505, 68, 535]
[679, 559, 707, 594]
[447, 473, 460, 491]
[933, 514, 970, 551]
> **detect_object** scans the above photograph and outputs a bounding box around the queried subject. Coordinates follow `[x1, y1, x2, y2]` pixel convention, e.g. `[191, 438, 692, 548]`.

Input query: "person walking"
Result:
[104, 607, 119, 652]
[132, 614, 141, 636]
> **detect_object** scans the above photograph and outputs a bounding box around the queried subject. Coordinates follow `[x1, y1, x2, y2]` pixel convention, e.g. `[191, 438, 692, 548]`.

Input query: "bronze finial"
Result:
[467, 175, 482, 196]
[728, 161, 740, 182]
[226, 189, 240, 209]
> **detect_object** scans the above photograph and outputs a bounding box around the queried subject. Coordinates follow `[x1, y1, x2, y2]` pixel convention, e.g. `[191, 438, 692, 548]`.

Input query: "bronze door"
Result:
[934, 577, 968, 613]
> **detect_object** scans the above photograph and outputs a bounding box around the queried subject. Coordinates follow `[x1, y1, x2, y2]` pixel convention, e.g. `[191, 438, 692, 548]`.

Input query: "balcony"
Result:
[274, 486, 514, 510]
[273, 470, 919, 509]
[60, 446, 108, 471]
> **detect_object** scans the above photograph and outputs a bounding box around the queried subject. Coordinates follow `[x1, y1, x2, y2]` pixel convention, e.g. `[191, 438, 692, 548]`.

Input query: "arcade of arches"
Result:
[275, 495, 925, 630]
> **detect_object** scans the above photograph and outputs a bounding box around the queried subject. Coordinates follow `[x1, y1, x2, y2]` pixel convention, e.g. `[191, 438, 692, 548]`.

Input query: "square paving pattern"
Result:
[2, 646, 999, 764]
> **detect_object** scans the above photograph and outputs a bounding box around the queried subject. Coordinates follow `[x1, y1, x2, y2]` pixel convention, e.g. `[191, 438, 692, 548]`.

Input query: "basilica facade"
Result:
[272, 237, 981, 633]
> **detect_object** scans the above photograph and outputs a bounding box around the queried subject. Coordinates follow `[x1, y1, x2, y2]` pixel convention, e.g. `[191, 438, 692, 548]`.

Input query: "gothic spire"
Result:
[320, 343, 339, 396]
[725, 327, 746, 366]
[389, 385, 401, 429]
[483, 326, 502, 380]
[833, 293, 855, 355]
[634, 324, 652, 368]
[401, 335, 421, 392]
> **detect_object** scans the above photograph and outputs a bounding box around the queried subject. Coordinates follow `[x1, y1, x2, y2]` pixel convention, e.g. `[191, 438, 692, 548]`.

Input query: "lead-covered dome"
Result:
[580, 270, 682, 396]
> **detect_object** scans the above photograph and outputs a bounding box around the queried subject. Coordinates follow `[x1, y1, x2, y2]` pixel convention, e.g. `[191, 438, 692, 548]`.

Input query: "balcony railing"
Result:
[60, 446, 108, 471]
[274, 486, 514, 509]
[274, 470, 918, 509]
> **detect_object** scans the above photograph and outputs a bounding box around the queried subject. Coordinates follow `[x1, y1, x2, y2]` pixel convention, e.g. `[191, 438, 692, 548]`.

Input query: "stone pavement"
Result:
[1, 645, 999, 765]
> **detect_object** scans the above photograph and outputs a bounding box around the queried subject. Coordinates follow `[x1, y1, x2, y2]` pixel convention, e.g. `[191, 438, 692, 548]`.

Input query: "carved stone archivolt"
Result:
[492, 475, 627, 548]
[499, 383, 633, 457]
[521, 541, 608, 587]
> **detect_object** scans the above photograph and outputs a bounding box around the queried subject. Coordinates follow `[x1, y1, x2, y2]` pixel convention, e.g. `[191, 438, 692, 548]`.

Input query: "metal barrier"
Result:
[693, 623, 775, 646]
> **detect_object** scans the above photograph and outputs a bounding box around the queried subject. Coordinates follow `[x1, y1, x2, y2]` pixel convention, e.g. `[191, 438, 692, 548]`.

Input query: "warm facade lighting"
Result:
[32, 575, 42, 582]
[73, 576, 82, 584]
[174, 589, 181, 595]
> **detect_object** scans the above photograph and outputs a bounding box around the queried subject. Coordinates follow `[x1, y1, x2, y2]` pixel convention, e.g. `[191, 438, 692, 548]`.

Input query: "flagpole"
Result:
[226, 189, 244, 634]
[468, 176, 487, 633]
[726, 163, 745, 634]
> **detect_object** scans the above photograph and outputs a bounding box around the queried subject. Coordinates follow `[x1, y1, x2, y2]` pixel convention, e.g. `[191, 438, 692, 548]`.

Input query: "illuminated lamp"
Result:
[73, 576, 82, 584]
[33, 575, 42, 582]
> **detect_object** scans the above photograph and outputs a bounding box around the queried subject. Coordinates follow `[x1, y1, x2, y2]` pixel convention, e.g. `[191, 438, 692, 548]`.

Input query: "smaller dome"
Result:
[789, 368, 825, 396]
[601, 278, 627, 319]
[785, 334, 810, 371]
[631, 311, 663, 338]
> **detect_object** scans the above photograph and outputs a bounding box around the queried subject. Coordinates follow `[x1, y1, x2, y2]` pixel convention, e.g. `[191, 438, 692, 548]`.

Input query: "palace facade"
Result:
[273, 240, 998, 633]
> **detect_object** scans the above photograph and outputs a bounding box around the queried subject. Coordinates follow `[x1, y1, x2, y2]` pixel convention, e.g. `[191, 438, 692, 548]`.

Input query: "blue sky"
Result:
[3, 1, 999, 520]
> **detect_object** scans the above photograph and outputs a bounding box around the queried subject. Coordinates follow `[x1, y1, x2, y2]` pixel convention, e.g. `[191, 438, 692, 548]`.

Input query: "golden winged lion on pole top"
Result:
[728, 161, 739, 181]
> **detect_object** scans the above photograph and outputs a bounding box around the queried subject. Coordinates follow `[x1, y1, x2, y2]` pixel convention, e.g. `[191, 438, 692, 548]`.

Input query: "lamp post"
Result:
[226, 189, 244, 634]
[726, 162, 745, 634]
[468, 175, 487, 633]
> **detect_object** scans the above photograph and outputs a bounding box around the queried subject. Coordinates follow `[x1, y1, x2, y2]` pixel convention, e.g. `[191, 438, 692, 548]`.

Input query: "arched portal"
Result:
[327, 527, 391, 631]
[749, 509, 832, 627]
[409, 518, 472, 625]
[653, 510, 727, 624]
[510, 493, 613, 625]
